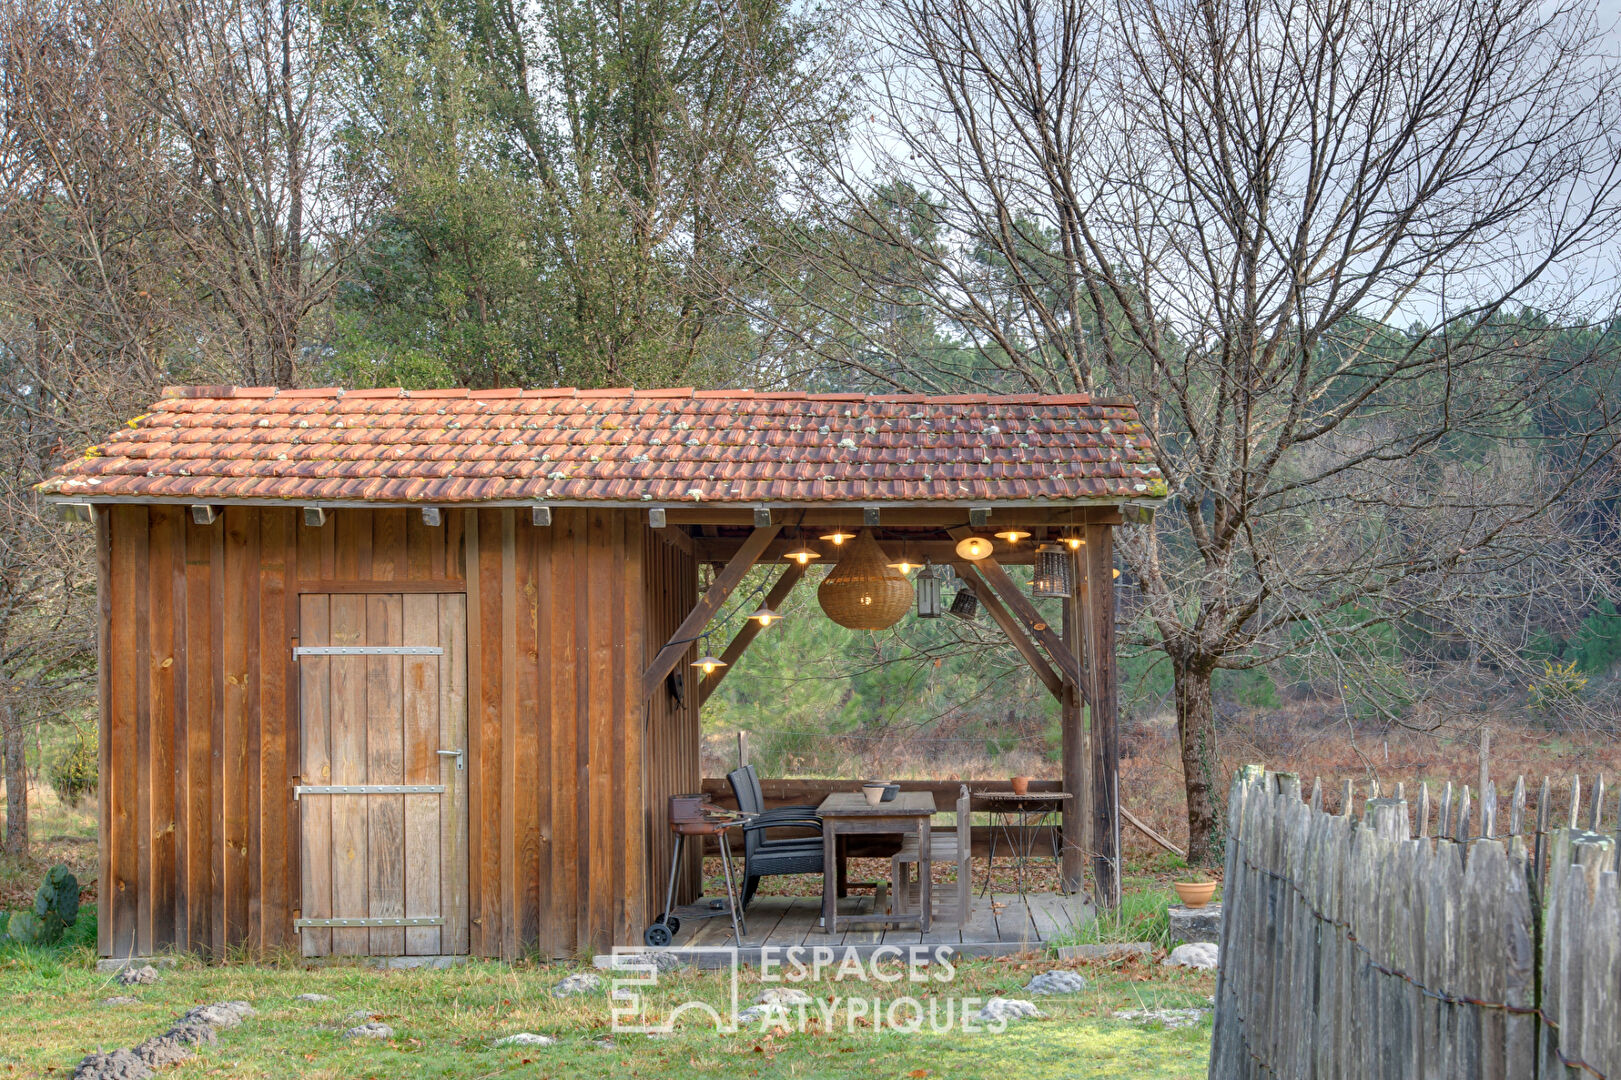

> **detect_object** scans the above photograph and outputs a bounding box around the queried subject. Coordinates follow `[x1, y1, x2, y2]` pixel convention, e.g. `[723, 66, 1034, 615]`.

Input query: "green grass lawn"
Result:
[0, 945, 1212, 1079]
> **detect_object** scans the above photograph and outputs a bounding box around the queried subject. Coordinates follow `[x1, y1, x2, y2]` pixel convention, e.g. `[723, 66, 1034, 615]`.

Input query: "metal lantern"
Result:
[949, 588, 980, 619]
[916, 563, 943, 618]
[1031, 543, 1073, 598]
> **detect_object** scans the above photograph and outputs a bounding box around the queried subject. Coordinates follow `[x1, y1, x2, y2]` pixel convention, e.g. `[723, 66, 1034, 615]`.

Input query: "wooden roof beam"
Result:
[660, 507, 1125, 528]
[694, 538, 1037, 565]
[951, 562, 1063, 700]
[641, 524, 782, 702]
[697, 562, 807, 707]
[948, 527, 1090, 709]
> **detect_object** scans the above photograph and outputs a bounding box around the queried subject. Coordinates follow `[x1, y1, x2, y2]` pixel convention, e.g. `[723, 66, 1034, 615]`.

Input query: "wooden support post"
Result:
[1084, 522, 1121, 910]
[947, 529, 1089, 705]
[1060, 563, 1089, 893]
[640, 525, 781, 701]
[952, 563, 1063, 700]
[698, 562, 806, 706]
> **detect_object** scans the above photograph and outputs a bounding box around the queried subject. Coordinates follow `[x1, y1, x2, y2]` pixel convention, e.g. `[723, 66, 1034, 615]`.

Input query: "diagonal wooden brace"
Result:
[698, 562, 807, 706]
[641, 524, 781, 702]
[948, 528, 1090, 710]
[952, 562, 1063, 700]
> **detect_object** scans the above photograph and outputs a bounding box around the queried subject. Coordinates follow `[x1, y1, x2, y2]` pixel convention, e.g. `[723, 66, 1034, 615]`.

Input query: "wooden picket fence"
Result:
[1209, 764, 1621, 1079]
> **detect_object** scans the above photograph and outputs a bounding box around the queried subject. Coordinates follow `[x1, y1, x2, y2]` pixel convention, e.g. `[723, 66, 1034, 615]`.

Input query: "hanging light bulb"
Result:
[887, 557, 922, 575]
[819, 530, 855, 546]
[784, 543, 821, 566]
[692, 653, 728, 676]
[1062, 531, 1086, 551]
[749, 605, 784, 627]
[954, 535, 993, 560]
[995, 529, 1031, 544]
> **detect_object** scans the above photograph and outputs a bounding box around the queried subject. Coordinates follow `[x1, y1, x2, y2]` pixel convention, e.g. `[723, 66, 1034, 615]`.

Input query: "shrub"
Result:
[3, 865, 80, 947]
[47, 731, 97, 808]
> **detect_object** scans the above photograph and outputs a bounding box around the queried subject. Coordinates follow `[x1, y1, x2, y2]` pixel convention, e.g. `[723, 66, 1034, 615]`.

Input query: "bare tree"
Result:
[781, 0, 1621, 861]
[0, 0, 175, 850]
[119, 0, 364, 387]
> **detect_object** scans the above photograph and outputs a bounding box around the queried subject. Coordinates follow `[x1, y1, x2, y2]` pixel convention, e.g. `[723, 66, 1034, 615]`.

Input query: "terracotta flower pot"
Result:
[1010, 775, 1031, 796]
[1174, 880, 1218, 909]
[861, 782, 887, 806]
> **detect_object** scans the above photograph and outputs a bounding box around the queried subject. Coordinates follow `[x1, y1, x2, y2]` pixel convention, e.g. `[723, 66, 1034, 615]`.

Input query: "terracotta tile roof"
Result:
[40, 386, 1166, 505]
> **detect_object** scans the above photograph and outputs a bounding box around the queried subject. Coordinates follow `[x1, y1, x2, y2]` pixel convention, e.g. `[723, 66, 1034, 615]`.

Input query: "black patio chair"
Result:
[727, 764, 820, 821]
[726, 765, 825, 908]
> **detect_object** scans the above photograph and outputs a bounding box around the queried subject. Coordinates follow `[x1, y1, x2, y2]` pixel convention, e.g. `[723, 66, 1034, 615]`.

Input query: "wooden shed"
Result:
[41, 385, 1164, 961]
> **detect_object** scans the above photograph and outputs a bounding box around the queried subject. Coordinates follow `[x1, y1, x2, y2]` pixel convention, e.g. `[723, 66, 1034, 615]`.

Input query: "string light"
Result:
[995, 529, 1031, 544]
[819, 530, 854, 546]
[954, 535, 993, 560]
[749, 605, 784, 627]
[784, 544, 821, 565]
[691, 632, 728, 676]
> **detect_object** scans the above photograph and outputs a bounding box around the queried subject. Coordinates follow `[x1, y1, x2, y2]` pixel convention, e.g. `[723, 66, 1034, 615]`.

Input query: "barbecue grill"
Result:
[644, 794, 747, 947]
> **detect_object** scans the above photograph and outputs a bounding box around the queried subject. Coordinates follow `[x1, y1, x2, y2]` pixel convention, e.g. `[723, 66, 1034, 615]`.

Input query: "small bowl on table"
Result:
[1173, 881, 1218, 909]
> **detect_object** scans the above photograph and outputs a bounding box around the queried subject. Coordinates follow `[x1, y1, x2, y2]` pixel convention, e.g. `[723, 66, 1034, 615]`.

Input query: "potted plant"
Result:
[1010, 775, 1031, 796]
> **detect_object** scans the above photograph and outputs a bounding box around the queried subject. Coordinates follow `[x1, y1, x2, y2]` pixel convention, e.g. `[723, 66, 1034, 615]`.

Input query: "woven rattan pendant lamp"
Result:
[817, 530, 914, 630]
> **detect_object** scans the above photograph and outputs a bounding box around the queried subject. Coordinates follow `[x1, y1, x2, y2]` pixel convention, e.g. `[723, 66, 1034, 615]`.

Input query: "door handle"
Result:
[436, 748, 465, 771]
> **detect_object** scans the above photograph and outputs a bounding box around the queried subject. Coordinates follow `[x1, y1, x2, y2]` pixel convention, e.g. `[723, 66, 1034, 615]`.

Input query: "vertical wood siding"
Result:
[99, 504, 664, 960]
[642, 530, 701, 912]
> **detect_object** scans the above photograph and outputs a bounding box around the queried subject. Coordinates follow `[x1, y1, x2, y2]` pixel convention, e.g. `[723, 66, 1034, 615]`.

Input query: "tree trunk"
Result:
[1173, 657, 1222, 866]
[2, 704, 26, 856]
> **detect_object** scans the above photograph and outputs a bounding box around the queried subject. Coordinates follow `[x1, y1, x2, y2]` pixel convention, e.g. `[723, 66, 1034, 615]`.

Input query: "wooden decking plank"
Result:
[958, 890, 1001, 946]
[992, 893, 1041, 948]
[1025, 892, 1069, 939]
[763, 898, 818, 948]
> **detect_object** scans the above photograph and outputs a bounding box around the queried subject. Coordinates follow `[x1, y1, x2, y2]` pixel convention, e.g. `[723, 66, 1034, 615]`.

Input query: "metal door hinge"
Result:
[295, 916, 443, 928]
[293, 645, 444, 657]
[293, 784, 446, 800]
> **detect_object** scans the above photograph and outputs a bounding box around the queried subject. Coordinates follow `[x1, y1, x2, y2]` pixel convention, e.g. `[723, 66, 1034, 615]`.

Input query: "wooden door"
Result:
[296, 593, 469, 956]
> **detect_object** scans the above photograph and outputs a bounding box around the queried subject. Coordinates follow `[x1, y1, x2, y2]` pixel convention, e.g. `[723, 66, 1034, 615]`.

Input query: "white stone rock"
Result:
[494, 1033, 556, 1047]
[342, 1022, 394, 1040]
[1163, 943, 1220, 970]
[100, 996, 141, 1007]
[1024, 970, 1088, 995]
[976, 997, 1043, 1025]
[1112, 1008, 1209, 1030]
[553, 972, 604, 997]
[755, 987, 814, 1006]
[294, 994, 333, 1003]
[116, 965, 161, 986]
[736, 1003, 790, 1025]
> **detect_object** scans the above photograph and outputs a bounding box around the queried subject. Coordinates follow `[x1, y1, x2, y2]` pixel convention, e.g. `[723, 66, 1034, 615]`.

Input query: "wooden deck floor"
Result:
[669, 891, 1095, 965]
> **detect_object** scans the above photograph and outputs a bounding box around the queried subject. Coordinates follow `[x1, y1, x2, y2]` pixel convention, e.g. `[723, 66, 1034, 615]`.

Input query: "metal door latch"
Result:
[436, 748, 465, 770]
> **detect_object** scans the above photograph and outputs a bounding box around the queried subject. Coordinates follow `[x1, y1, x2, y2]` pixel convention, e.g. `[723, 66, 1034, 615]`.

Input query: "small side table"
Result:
[817, 791, 937, 934]
[971, 791, 1072, 896]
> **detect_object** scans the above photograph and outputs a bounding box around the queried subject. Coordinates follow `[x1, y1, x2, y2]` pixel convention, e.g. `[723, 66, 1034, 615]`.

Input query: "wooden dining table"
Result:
[817, 790, 937, 934]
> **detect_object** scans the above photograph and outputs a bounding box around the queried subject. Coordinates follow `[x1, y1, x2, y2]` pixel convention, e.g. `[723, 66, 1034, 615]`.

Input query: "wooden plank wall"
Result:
[99, 505, 467, 958]
[461, 507, 647, 959]
[643, 530, 701, 914]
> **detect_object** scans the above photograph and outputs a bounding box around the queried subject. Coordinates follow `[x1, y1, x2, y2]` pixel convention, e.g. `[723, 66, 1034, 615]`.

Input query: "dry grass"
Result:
[1117, 709, 1621, 858]
[0, 779, 98, 913]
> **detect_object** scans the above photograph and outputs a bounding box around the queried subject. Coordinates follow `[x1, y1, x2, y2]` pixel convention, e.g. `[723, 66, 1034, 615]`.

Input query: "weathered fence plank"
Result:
[1210, 767, 1621, 1080]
